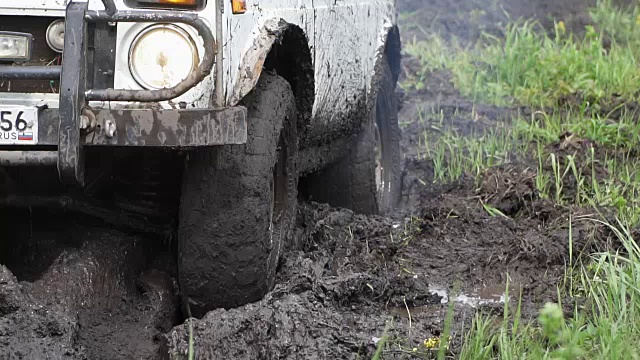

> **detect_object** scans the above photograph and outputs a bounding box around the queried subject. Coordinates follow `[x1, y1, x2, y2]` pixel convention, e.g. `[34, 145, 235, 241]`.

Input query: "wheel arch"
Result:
[384, 25, 402, 85]
[228, 20, 314, 130]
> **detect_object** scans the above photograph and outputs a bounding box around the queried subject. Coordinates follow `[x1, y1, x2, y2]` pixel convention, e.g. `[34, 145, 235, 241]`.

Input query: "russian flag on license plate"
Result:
[18, 132, 33, 141]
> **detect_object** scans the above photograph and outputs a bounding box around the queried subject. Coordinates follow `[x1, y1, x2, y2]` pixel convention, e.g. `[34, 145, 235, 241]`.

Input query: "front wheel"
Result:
[177, 73, 298, 317]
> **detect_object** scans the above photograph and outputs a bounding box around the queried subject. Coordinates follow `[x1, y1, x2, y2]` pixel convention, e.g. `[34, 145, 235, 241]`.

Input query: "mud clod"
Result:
[0, 265, 83, 360]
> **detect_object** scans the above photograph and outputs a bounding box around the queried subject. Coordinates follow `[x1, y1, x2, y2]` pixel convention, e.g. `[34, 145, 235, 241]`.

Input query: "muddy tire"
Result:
[178, 73, 298, 317]
[303, 58, 401, 214]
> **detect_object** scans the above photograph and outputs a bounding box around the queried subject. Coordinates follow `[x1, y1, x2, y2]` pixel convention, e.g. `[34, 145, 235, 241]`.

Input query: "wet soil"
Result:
[0, 0, 625, 359]
[163, 181, 609, 359]
[0, 211, 180, 359]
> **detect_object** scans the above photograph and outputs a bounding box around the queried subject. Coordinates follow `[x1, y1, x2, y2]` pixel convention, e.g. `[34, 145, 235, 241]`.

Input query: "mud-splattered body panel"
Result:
[0, 0, 396, 144]
[223, 0, 396, 143]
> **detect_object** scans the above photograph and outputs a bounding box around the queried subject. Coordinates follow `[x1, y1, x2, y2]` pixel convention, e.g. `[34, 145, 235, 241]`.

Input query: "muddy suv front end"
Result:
[0, 0, 245, 187]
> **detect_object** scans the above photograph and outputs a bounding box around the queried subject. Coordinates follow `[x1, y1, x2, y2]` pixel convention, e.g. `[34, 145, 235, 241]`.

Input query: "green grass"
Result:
[458, 220, 640, 359]
[403, 35, 454, 91]
[401, 0, 640, 358]
[474, 23, 637, 107]
[422, 127, 519, 184]
[403, 0, 640, 108]
[590, 0, 640, 49]
[418, 104, 640, 225]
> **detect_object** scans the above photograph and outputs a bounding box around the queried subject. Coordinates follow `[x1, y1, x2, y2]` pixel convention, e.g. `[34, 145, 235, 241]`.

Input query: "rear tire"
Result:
[302, 58, 401, 214]
[178, 73, 298, 317]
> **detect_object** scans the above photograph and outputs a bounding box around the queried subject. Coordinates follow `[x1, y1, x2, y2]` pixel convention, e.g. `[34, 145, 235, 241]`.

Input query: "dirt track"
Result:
[0, 0, 616, 359]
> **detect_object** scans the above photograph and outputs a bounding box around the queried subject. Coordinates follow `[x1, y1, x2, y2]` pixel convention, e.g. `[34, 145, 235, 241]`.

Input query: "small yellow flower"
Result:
[557, 21, 566, 34]
[423, 337, 441, 349]
[636, 14, 640, 26]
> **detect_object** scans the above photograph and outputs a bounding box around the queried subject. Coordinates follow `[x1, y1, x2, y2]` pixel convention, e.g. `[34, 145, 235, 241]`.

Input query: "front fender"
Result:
[228, 19, 289, 106]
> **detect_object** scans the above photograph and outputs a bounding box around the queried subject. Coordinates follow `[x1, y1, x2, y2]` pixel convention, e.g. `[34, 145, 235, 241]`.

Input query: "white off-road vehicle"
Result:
[0, 0, 401, 316]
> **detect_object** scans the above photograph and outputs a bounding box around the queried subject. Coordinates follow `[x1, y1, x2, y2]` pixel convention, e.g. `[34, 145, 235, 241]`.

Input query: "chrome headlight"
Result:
[0, 32, 33, 62]
[128, 24, 199, 90]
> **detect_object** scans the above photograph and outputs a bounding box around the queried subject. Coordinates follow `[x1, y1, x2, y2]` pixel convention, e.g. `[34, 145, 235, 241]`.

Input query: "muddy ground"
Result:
[0, 0, 622, 359]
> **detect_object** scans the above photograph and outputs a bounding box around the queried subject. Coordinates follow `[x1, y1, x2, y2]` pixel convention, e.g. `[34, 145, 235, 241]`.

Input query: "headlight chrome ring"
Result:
[128, 24, 200, 90]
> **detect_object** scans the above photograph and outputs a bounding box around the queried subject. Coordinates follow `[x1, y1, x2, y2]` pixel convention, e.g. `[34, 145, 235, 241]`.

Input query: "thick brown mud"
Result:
[0, 0, 624, 359]
[0, 211, 179, 359]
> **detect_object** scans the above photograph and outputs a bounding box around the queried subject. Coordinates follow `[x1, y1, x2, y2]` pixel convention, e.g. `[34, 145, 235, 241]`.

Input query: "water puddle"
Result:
[432, 283, 518, 307]
[388, 283, 520, 317]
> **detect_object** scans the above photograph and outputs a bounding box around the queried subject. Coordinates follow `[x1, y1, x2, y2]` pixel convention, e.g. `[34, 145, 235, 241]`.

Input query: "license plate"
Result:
[0, 107, 38, 145]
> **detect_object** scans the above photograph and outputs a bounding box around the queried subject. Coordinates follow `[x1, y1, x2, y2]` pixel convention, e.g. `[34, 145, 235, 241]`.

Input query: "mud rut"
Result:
[0, 0, 618, 359]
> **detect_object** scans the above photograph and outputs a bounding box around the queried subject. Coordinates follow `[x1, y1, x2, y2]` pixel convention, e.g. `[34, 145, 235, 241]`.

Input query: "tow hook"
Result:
[80, 108, 97, 132]
[104, 119, 117, 139]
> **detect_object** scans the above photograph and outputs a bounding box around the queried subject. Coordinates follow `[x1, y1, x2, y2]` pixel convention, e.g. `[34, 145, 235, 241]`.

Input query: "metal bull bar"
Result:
[83, 8, 216, 102]
[0, 0, 231, 187]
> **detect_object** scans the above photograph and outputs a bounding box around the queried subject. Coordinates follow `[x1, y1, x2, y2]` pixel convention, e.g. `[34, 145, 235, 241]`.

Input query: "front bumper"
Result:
[0, 0, 233, 186]
[34, 106, 247, 147]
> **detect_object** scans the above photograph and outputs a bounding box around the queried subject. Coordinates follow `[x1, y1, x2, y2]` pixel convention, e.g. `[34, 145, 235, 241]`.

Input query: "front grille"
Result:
[0, 16, 62, 93]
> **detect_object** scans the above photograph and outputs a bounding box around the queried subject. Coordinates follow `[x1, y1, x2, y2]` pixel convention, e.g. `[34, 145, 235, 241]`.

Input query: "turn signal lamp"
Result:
[232, 0, 247, 14]
[134, 0, 202, 9]
[139, 0, 197, 4]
